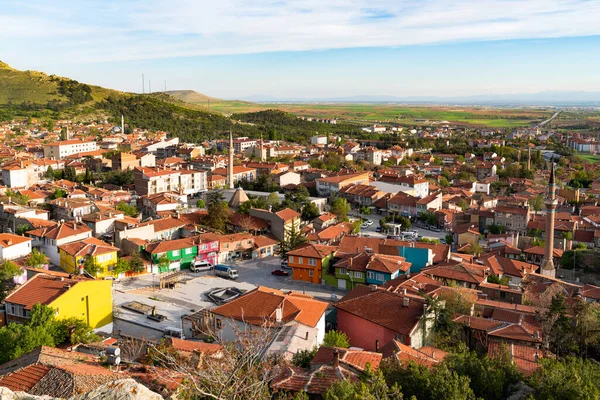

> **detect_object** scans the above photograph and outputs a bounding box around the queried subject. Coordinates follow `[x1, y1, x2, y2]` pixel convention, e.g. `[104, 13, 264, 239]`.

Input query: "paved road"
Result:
[538, 110, 561, 127]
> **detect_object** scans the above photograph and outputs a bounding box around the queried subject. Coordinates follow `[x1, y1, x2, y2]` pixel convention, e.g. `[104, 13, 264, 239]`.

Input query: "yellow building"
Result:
[4, 273, 112, 328]
[58, 237, 119, 278]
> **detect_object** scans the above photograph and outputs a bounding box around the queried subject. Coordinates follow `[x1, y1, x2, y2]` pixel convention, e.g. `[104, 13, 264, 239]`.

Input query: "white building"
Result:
[43, 140, 98, 160]
[0, 234, 32, 260]
[311, 135, 328, 145]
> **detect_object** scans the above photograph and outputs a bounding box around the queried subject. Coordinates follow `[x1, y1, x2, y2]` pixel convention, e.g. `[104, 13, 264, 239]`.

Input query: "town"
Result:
[0, 103, 598, 400]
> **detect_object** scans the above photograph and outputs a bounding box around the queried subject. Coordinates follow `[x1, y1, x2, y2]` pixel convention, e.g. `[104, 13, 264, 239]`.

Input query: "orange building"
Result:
[287, 243, 337, 284]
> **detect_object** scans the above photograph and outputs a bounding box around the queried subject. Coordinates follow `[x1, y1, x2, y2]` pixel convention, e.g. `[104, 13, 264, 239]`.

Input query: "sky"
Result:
[2, 0, 600, 100]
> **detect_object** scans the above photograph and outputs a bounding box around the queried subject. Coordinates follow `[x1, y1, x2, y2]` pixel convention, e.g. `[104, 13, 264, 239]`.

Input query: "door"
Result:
[338, 279, 347, 290]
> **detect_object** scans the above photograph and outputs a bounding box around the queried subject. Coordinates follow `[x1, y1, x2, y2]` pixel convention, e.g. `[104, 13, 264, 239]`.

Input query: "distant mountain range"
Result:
[239, 91, 600, 106]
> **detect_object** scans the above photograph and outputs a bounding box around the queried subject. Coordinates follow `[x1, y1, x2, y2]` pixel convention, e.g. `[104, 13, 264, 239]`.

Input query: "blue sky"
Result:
[2, 0, 600, 99]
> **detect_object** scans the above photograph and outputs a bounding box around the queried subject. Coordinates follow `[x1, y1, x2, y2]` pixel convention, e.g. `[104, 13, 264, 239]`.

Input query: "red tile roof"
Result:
[4, 274, 90, 310]
[211, 287, 327, 328]
[335, 285, 427, 336]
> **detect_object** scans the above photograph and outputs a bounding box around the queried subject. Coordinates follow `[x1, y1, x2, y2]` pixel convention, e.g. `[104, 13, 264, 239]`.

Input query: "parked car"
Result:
[361, 223, 369, 229]
[365, 219, 374, 226]
[214, 264, 239, 280]
[375, 226, 382, 232]
[281, 259, 290, 269]
[190, 260, 213, 272]
[272, 269, 289, 276]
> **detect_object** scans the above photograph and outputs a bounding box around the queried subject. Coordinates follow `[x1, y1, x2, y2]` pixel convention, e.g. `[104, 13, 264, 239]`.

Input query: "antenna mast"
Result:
[141, 73, 145, 94]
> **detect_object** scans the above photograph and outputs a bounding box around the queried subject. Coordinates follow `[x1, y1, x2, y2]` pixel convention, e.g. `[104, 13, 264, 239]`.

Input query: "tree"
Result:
[0, 260, 22, 302]
[25, 249, 48, 269]
[323, 330, 350, 348]
[445, 233, 454, 245]
[292, 348, 317, 368]
[279, 219, 307, 258]
[301, 202, 320, 221]
[196, 199, 205, 208]
[487, 274, 509, 286]
[116, 201, 138, 217]
[158, 253, 171, 272]
[51, 188, 67, 199]
[530, 195, 544, 215]
[0, 304, 97, 364]
[487, 224, 506, 235]
[561, 231, 573, 241]
[113, 258, 131, 277]
[204, 191, 232, 231]
[458, 199, 469, 211]
[443, 350, 522, 400]
[396, 215, 411, 231]
[266, 192, 281, 210]
[324, 368, 401, 400]
[330, 198, 351, 222]
[129, 253, 146, 274]
[15, 224, 31, 235]
[529, 356, 600, 400]
[44, 165, 55, 180]
[83, 256, 102, 277]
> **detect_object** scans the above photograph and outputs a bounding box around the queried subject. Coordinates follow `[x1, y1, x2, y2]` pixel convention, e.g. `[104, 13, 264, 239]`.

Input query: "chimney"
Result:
[402, 297, 410, 307]
[402, 288, 407, 295]
[333, 349, 340, 368]
[275, 306, 282, 323]
[370, 284, 377, 292]
[152, 306, 157, 317]
[349, 257, 353, 266]
[533, 331, 539, 340]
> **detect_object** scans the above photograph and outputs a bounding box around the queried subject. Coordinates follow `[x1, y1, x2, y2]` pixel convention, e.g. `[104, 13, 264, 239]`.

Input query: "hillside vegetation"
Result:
[164, 90, 222, 104]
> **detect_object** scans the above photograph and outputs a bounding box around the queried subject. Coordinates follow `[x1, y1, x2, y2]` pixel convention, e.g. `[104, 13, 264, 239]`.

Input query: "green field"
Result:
[577, 154, 600, 163]
[210, 102, 550, 128]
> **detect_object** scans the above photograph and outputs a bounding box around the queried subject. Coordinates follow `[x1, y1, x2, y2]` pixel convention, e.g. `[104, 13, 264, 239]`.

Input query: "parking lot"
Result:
[351, 212, 447, 241]
[114, 256, 348, 304]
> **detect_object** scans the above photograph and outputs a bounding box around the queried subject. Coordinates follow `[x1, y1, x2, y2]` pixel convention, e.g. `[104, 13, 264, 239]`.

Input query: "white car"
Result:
[365, 220, 374, 226]
[361, 222, 369, 229]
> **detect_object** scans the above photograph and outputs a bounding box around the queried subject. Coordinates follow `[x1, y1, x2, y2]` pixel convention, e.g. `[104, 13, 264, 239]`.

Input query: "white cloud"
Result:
[1, 0, 600, 63]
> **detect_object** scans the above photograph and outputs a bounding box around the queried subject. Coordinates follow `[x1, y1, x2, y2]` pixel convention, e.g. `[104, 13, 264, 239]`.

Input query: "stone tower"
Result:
[541, 162, 557, 278]
[228, 130, 234, 190]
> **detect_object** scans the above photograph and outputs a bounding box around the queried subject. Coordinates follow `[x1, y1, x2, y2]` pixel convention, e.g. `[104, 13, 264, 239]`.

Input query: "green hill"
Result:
[164, 90, 222, 104]
[0, 61, 363, 145]
[0, 60, 119, 107]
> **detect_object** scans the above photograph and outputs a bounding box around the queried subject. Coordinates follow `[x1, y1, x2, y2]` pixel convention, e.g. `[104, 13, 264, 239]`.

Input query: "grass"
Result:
[577, 154, 600, 163]
[212, 102, 551, 128]
[0, 60, 119, 107]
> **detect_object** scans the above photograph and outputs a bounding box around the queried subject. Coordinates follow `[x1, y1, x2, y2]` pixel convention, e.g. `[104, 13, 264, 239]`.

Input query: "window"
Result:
[97, 253, 112, 262]
[309, 270, 313, 277]
[354, 272, 364, 279]
[289, 256, 294, 263]
[185, 248, 193, 255]
[376, 273, 384, 281]
[171, 250, 180, 257]
[199, 244, 208, 251]
[298, 257, 304, 264]
[211, 242, 218, 249]
[338, 268, 347, 275]
[308, 258, 316, 266]
[367, 271, 374, 280]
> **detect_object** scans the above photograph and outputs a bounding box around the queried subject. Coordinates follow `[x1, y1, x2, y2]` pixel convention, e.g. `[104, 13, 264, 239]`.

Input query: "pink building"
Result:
[195, 237, 219, 266]
[335, 285, 434, 351]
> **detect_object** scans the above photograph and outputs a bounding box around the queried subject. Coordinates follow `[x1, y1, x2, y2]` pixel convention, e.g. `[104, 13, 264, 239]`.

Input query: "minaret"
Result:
[541, 162, 557, 277]
[228, 130, 234, 189]
[260, 134, 265, 162]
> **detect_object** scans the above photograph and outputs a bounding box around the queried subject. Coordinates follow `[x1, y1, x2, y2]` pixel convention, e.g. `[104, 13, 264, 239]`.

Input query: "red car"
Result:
[271, 269, 289, 276]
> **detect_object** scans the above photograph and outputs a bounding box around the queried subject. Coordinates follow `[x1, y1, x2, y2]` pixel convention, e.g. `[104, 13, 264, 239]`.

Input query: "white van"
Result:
[191, 260, 213, 272]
